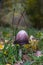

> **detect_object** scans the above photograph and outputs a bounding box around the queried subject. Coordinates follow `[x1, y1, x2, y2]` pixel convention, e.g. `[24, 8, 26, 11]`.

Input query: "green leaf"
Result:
[24, 61, 31, 65]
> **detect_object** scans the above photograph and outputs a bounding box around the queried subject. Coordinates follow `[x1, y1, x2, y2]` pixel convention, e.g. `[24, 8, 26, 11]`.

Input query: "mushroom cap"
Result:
[14, 30, 29, 45]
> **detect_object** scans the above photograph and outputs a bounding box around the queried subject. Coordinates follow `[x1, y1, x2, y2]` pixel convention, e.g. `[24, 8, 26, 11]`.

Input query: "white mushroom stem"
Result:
[19, 49, 22, 60]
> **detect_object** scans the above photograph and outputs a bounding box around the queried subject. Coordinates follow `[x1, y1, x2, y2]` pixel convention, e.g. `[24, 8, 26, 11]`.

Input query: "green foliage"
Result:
[0, 27, 43, 65]
[24, 61, 31, 65]
[0, 43, 20, 64]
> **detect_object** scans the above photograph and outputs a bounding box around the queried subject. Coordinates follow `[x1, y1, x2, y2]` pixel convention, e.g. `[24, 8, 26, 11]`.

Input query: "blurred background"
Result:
[0, 0, 43, 29]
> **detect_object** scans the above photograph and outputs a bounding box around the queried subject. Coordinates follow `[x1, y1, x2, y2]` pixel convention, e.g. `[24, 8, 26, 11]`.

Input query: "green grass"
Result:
[0, 27, 43, 65]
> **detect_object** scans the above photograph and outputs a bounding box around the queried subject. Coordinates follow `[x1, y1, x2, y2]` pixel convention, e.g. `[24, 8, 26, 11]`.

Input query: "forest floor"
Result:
[0, 27, 43, 65]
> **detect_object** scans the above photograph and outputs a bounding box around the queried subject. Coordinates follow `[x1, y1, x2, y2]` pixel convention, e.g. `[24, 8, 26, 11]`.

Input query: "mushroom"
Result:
[34, 51, 42, 57]
[14, 30, 29, 45]
[13, 30, 29, 61]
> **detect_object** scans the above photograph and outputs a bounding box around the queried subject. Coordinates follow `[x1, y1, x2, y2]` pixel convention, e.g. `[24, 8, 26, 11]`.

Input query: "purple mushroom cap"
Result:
[14, 30, 29, 45]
